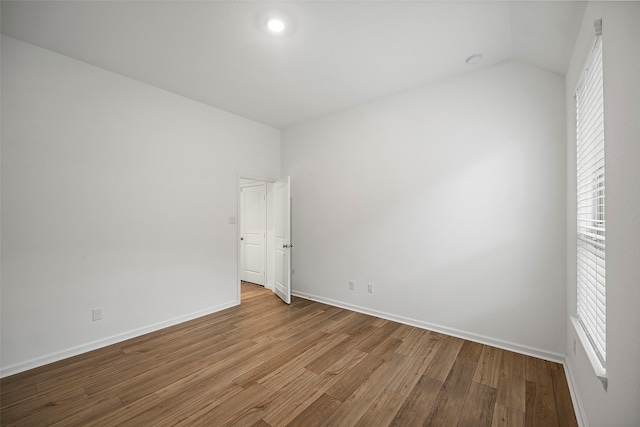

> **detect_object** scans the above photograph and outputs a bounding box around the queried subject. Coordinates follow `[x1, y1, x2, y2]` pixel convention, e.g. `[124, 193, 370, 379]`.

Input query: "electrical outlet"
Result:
[573, 337, 577, 355]
[92, 308, 103, 321]
[349, 280, 355, 290]
[368, 283, 374, 293]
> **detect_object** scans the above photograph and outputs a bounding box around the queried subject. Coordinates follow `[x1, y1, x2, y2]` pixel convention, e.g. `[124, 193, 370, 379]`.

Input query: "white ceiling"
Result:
[1, 1, 586, 129]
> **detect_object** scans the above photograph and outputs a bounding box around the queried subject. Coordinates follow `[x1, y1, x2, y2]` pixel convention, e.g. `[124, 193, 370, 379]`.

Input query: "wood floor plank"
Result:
[327, 307, 356, 322]
[1, 347, 125, 389]
[120, 318, 237, 355]
[271, 309, 333, 340]
[48, 397, 125, 427]
[9, 392, 122, 426]
[237, 305, 324, 341]
[260, 370, 331, 426]
[121, 321, 240, 363]
[233, 331, 329, 387]
[492, 402, 525, 427]
[525, 380, 560, 427]
[424, 335, 465, 382]
[124, 383, 244, 427]
[548, 362, 579, 427]
[220, 368, 320, 427]
[319, 312, 359, 335]
[496, 376, 526, 413]
[326, 335, 398, 408]
[304, 326, 378, 374]
[389, 374, 442, 426]
[457, 381, 497, 427]
[390, 323, 418, 341]
[424, 356, 478, 427]
[151, 338, 271, 401]
[0, 386, 87, 425]
[525, 357, 553, 387]
[0, 283, 578, 427]
[368, 335, 403, 357]
[394, 327, 432, 356]
[495, 350, 527, 413]
[500, 351, 526, 380]
[174, 382, 272, 427]
[257, 332, 346, 391]
[233, 301, 324, 339]
[320, 352, 405, 426]
[474, 345, 504, 388]
[258, 362, 315, 392]
[115, 346, 248, 405]
[357, 321, 402, 354]
[385, 332, 446, 396]
[36, 366, 120, 395]
[325, 353, 386, 402]
[353, 388, 406, 427]
[458, 340, 484, 362]
[262, 349, 368, 426]
[287, 393, 342, 427]
[83, 393, 164, 427]
[370, 317, 389, 328]
[85, 334, 259, 403]
[0, 382, 37, 408]
[340, 313, 378, 336]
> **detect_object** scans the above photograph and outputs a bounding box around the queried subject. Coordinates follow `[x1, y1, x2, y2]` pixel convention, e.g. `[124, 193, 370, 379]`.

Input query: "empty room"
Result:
[1, 1, 639, 426]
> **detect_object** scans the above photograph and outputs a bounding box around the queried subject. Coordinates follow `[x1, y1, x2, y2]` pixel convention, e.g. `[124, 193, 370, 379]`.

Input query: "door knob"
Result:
[283, 244, 289, 248]
[240, 237, 244, 241]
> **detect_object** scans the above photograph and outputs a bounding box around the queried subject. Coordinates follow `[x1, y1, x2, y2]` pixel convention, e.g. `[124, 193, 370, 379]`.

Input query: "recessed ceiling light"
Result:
[466, 54, 483, 65]
[267, 18, 285, 33]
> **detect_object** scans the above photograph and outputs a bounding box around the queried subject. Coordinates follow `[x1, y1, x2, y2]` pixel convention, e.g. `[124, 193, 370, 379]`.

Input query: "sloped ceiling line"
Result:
[0, 1, 586, 129]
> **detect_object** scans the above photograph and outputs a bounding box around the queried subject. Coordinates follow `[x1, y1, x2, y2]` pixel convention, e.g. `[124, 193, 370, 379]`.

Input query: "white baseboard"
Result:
[564, 360, 589, 427]
[292, 290, 565, 364]
[0, 300, 238, 378]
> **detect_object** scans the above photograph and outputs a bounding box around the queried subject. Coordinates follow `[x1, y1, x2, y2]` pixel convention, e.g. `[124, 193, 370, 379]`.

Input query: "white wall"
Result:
[564, 3, 640, 426]
[282, 60, 567, 359]
[0, 36, 280, 375]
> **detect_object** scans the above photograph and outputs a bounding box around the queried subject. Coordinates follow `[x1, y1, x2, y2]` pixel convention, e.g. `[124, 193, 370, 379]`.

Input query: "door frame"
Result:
[237, 174, 276, 304]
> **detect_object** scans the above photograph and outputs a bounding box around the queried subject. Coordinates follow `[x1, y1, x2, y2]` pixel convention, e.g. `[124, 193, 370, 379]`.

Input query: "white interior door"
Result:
[273, 176, 291, 304]
[241, 184, 266, 285]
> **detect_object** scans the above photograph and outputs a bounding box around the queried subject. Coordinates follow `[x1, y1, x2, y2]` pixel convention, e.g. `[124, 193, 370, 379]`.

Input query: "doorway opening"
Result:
[237, 175, 291, 305]
[240, 180, 267, 288]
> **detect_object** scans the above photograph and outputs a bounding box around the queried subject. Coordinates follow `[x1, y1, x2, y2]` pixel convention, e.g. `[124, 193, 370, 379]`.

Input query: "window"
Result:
[575, 22, 606, 371]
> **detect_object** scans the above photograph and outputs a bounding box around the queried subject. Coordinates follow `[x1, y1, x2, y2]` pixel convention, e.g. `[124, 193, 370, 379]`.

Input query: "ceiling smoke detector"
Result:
[465, 54, 483, 65]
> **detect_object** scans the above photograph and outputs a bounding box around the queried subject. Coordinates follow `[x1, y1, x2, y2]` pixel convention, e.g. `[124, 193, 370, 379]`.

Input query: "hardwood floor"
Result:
[1, 282, 578, 426]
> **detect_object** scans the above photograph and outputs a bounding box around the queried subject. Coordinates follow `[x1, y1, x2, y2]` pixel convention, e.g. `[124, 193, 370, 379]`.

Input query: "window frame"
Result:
[572, 20, 607, 389]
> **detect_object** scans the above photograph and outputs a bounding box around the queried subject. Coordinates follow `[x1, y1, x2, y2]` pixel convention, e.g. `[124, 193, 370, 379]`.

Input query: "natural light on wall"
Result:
[574, 18, 607, 389]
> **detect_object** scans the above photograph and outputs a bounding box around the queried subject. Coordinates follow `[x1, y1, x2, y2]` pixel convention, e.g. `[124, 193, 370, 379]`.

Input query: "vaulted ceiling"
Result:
[1, 1, 586, 129]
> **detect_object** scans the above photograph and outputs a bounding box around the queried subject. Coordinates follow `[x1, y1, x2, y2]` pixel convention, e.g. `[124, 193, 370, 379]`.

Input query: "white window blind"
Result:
[576, 32, 606, 367]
